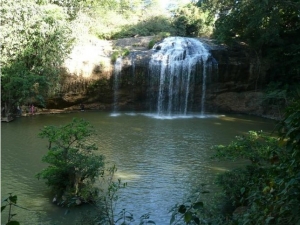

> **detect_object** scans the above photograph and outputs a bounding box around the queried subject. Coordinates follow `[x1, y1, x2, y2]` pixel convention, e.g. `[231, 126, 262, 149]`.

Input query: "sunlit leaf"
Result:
[184, 211, 193, 223]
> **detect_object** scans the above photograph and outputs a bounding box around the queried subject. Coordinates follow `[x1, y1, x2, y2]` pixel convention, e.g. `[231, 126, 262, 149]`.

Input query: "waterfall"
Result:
[149, 37, 213, 116]
[131, 52, 136, 76]
[112, 57, 122, 115]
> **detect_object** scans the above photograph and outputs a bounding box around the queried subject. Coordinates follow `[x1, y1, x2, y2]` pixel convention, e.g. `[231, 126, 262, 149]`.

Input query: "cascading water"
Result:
[149, 37, 214, 117]
[131, 52, 136, 76]
[112, 57, 122, 116]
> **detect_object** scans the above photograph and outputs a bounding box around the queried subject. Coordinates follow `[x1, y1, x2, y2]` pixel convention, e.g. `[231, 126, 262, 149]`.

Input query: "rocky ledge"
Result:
[46, 36, 280, 120]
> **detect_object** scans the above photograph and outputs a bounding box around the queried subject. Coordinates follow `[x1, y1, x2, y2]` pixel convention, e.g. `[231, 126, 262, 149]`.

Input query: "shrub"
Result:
[36, 118, 105, 206]
[148, 32, 171, 49]
[210, 99, 300, 224]
[111, 48, 130, 63]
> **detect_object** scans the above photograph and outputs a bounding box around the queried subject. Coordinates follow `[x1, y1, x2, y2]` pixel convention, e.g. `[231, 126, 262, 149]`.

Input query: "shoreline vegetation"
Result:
[2, 0, 299, 224]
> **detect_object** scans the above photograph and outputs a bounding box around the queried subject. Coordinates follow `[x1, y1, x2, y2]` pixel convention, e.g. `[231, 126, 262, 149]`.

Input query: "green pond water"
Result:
[1, 111, 276, 224]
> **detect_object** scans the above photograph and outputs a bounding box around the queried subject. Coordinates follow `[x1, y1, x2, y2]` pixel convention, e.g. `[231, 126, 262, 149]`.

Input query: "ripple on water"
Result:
[1, 112, 275, 225]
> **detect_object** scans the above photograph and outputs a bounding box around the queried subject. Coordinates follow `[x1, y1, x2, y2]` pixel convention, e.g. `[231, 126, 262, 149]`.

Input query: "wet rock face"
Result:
[49, 36, 274, 118]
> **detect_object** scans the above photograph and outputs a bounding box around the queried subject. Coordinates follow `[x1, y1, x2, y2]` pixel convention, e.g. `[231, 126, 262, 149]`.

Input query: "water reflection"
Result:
[1, 112, 275, 224]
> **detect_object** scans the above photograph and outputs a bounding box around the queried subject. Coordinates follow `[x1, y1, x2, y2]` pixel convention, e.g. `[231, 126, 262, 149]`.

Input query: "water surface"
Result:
[1, 111, 275, 224]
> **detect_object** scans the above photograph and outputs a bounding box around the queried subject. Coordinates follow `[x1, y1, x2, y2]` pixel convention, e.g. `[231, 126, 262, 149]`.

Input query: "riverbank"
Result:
[12, 103, 110, 118]
[6, 102, 281, 122]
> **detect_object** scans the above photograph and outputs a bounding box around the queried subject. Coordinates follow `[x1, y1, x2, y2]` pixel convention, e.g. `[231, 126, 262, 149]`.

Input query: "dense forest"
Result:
[1, 0, 300, 224]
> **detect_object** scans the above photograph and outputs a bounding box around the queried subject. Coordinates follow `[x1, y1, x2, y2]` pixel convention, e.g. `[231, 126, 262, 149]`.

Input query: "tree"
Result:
[172, 3, 213, 37]
[1, 0, 74, 114]
[36, 118, 105, 206]
[36, 0, 94, 19]
[204, 0, 300, 84]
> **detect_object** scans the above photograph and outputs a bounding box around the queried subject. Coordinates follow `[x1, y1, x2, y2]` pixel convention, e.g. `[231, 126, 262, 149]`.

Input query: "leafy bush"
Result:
[36, 118, 105, 206]
[1, 0, 74, 111]
[209, 99, 300, 224]
[169, 184, 217, 225]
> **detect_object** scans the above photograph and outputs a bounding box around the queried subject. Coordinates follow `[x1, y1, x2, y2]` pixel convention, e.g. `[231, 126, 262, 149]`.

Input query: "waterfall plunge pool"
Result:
[1, 111, 275, 224]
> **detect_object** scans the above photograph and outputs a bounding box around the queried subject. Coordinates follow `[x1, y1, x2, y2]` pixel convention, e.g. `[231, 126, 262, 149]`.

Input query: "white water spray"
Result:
[149, 37, 212, 116]
[112, 57, 122, 115]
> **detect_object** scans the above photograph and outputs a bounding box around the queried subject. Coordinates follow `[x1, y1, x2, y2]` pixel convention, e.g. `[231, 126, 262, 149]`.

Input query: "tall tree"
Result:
[200, 0, 300, 88]
[172, 3, 212, 36]
[1, 0, 74, 114]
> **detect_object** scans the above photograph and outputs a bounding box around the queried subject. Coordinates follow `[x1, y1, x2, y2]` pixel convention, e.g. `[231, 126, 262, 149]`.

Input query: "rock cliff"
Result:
[47, 36, 278, 119]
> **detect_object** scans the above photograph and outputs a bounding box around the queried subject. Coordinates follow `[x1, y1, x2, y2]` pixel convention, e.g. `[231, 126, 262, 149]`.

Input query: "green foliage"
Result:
[76, 164, 130, 225]
[1, 1, 73, 72]
[139, 213, 156, 225]
[171, 3, 213, 37]
[36, 0, 91, 19]
[170, 202, 204, 225]
[1, 0, 74, 111]
[115, 209, 135, 225]
[111, 16, 175, 40]
[209, 0, 300, 84]
[211, 130, 283, 223]
[111, 48, 130, 63]
[278, 98, 300, 151]
[260, 82, 300, 119]
[1, 194, 20, 225]
[1, 62, 48, 116]
[98, 165, 128, 225]
[216, 165, 272, 209]
[210, 99, 300, 224]
[148, 32, 171, 49]
[84, 0, 177, 40]
[111, 52, 120, 64]
[36, 118, 105, 206]
[148, 40, 156, 49]
[170, 186, 210, 225]
[76, 163, 156, 225]
[212, 131, 281, 165]
[263, 82, 288, 105]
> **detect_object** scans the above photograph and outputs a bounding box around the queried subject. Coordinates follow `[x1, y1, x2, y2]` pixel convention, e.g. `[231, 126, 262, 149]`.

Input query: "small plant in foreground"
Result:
[115, 209, 134, 225]
[170, 185, 210, 225]
[1, 193, 20, 225]
[97, 164, 128, 225]
[139, 212, 156, 225]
